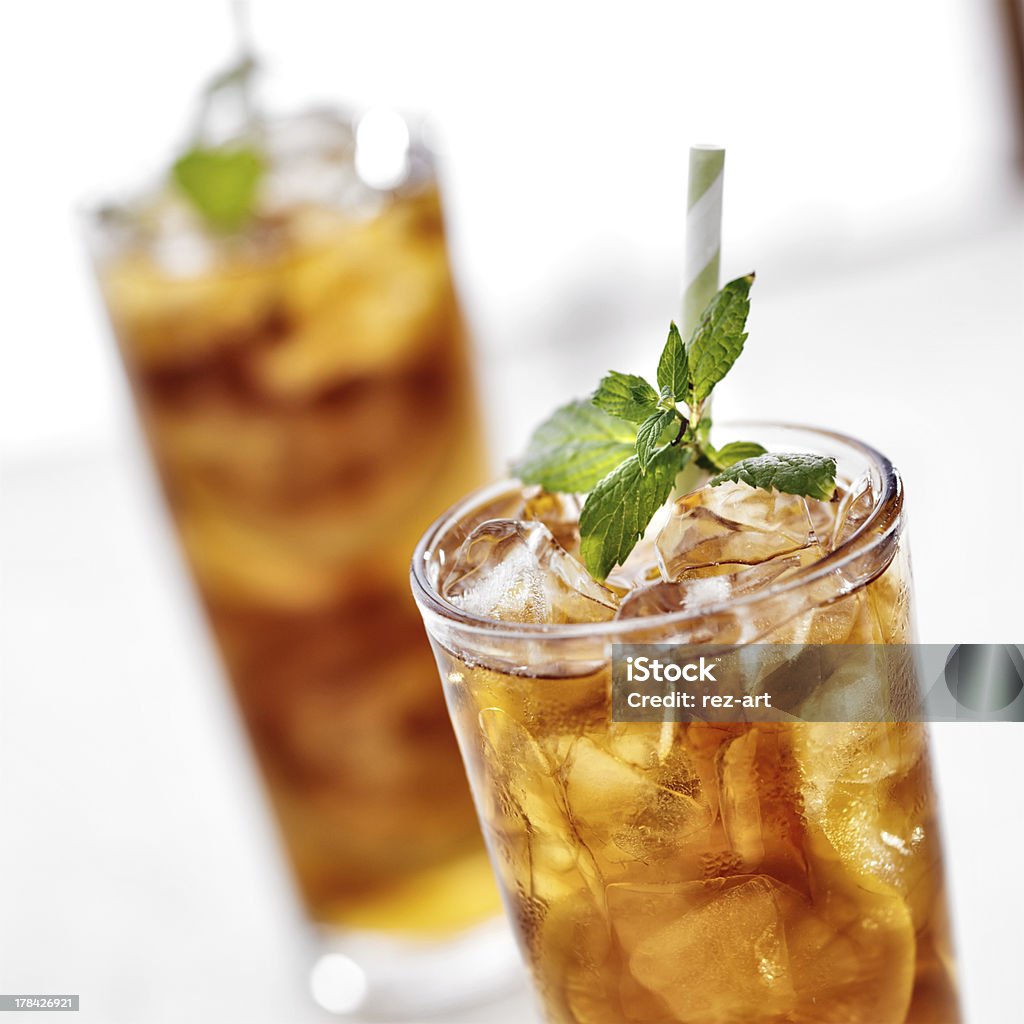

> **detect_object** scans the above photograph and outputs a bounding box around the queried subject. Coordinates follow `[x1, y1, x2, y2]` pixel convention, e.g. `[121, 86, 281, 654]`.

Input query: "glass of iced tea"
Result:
[412, 423, 961, 1023]
[87, 108, 511, 1016]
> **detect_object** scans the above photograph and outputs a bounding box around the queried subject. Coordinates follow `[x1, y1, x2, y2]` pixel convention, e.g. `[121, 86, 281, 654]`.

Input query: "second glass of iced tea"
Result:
[88, 109, 508, 1016]
[413, 423, 961, 1023]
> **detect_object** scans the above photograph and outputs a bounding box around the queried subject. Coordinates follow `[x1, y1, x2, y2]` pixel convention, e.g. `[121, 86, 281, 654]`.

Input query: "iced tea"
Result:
[91, 112, 498, 934]
[413, 427, 961, 1022]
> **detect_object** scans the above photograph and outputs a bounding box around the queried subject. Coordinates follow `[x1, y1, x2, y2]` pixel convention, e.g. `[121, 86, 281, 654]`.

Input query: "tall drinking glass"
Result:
[412, 424, 961, 1023]
[87, 110, 509, 1018]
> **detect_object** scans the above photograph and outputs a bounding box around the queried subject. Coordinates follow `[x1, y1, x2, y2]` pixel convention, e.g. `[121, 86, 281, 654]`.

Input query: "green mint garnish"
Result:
[656, 321, 689, 400]
[579, 446, 689, 581]
[634, 407, 678, 473]
[514, 273, 838, 580]
[684, 273, 752, 405]
[511, 400, 638, 494]
[172, 147, 264, 232]
[171, 54, 264, 232]
[700, 437, 768, 471]
[592, 372, 660, 424]
[709, 452, 839, 502]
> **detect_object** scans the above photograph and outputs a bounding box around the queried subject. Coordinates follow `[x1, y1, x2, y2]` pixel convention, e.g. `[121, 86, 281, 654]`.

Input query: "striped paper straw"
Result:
[681, 146, 725, 338]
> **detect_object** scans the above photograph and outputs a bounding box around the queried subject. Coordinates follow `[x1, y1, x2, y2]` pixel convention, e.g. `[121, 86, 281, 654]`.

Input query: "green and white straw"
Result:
[670, 146, 725, 505]
[681, 146, 725, 338]
[658, 147, 725, 752]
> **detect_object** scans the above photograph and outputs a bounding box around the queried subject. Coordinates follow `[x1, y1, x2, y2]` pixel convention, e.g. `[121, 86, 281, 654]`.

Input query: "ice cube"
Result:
[562, 736, 711, 875]
[785, 833, 916, 1019]
[605, 504, 673, 594]
[477, 707, 606, 906]
[616, 576, 730, 619]
[611, 869, 916, 1022]
[604, 538, 663, 595]
[429, 491, 526, 592]
[607, 876, 797, 1020]
[798, 721, 925, 792]
[802, 584, 886, 644]
[443, 520, 618, 624]
[717, 732, 765, 869]
[657, 481, 822, 581]
[830, 472, 875, 551]
[616, 551, 813, 620]
[522, 488, 582, 556]
[533, 893, 616, 1021]
[794, 719, 942, 933]
[791, 646, 905, 720]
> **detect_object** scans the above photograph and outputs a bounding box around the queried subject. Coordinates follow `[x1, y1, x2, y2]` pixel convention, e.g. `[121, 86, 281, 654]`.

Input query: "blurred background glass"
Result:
[86, 87, 513, 1015]
[2, 2, 1022, 1022]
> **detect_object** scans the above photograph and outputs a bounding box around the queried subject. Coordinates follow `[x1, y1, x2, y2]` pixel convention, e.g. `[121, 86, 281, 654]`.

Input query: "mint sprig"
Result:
[514, 273, 838, 580]
[171, 54, 265, 233]
[172, 147, 264, 232]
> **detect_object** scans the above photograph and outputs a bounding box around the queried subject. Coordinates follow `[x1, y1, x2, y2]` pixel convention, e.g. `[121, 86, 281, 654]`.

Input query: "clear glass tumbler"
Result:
[412, 424, 961, 1023]
[87, 109, 514, 1019]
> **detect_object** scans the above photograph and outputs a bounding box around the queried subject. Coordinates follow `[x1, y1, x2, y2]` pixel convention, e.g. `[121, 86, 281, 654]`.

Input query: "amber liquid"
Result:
[99, 187, 499, 933]
[434, 541, 961, 1021]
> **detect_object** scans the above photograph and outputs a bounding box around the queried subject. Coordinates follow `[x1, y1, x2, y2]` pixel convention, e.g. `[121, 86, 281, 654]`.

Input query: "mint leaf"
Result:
[708, 440, 768, 470]
[709, 452, 837, 501]
[656, 322, 689, 401]
[635, 408, 678, 473]
[172, 146, 264, 232]
[579, 446, 689, 580]
[592, 372, 659, 424]
[512, 400, 637, 493]
[686, 273, 754, 406]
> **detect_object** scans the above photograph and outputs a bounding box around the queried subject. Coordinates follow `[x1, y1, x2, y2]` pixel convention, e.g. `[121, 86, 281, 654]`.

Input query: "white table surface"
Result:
[2, 210, 1023, 1023]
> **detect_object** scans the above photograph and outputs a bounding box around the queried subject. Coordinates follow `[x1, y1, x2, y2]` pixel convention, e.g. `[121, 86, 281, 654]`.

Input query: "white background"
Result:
[2, 2, 1023, 1022]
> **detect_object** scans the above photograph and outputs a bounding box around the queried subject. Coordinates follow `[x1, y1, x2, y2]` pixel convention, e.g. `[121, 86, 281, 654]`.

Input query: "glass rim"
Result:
[410, 420, 904, 642]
